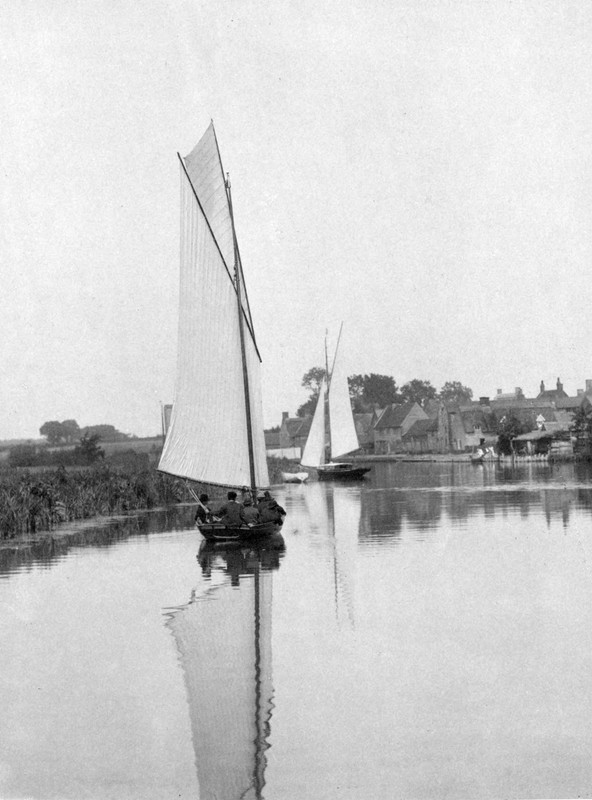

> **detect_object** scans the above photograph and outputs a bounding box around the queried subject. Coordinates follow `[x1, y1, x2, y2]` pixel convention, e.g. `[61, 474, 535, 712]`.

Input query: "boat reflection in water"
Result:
[165, 534, 285, 800]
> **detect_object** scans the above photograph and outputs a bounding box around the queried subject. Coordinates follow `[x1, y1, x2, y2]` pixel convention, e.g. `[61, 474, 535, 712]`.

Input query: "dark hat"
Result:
[199, 493, 209, 502]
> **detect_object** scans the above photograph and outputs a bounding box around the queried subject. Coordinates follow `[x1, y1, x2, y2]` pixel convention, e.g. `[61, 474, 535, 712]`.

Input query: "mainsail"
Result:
[159, 124, 269, 488]
[300, 377, 327, 468]
[300, 328, 360, 467]
[328, 332, 359, 459]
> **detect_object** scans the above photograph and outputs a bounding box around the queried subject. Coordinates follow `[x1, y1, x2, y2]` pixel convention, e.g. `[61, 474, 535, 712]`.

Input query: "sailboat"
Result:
[300, 326, 371, 481]
[158, 123, 282, 541]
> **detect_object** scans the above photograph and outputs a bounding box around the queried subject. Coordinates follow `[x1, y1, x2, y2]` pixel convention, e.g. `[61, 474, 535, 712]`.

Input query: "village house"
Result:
[447, 399, 497, 452]
[354, 412, 376, 454]
[278, 412, 313, 452]
[536, 378, 568, 403]
[373, 402, 427, 454]
[402, 418, 441, 453]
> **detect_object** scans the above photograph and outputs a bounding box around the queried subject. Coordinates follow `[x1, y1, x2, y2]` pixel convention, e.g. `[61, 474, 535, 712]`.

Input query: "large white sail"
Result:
[300, 378, 327, 468]
[183, 124, 235, 276]
[159, 128, 269, 488]
[328, 334, 359, 459]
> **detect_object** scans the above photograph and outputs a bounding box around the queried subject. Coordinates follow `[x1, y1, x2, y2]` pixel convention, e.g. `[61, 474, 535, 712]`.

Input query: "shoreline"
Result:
[0, 502, 197, 553]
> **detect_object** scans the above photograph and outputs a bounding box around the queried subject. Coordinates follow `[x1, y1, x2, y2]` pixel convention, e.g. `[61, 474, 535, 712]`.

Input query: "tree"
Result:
[348, 374, 365, 402]
[80, 424, 128, 442]
[348, 373, 400, 411]
[297, 367, 327, 418]
[301, 367, 326, 395]
[497, 415, 528, 456]
[75, 433, 105, 465]
[570, 406, 592, 456]
[40, 421, 65, 445]
[361, 373, 400, 408]
[439, 381, 473, 405]
[400, 379, 437, 407]
[61, 419, 80, 443]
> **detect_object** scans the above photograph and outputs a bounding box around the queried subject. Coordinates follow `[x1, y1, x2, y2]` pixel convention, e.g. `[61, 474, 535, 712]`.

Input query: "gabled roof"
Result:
[514, 422, 567, 441]
[556, 396, 585, 409]
[403, 418, 439, 438]
[453, 404, 497, 434]
[374, 403, 419, 430]
[537, 389, 569, 402]
[283, 416, 313, 438]
[354, 413, 374, 444]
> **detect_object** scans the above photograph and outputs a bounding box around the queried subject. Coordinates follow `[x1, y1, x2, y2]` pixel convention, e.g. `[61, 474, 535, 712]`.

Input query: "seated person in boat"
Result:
[240, 485, 253, 505]
[195, 493, 216, 524]
[257, 491, 286, 523]
[216, 491, 246, 527]
[241, 497, 260, 525]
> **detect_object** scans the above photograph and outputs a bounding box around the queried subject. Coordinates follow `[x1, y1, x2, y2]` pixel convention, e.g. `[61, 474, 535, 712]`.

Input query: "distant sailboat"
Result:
[300, 325, 371, 481]
[158, 123, 283, 540]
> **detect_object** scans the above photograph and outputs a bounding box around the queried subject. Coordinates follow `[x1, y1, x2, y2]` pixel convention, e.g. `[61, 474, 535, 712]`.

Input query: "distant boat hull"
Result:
[317, 463, 371, 481]
[197, 520, 284, 542]
[281, 471, 309, 483]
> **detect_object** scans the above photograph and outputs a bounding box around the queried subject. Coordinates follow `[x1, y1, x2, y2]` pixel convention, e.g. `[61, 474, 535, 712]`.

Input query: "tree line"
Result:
[39, 420, 131, 446]
[297, 368, 474, 417]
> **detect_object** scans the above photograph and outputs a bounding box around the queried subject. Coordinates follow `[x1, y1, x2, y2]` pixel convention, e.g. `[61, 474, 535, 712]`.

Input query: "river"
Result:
[1, 461, 592, 799]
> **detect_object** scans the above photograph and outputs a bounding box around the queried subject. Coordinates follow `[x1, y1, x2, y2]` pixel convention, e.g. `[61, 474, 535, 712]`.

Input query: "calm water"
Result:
[2, 462, 592, 799]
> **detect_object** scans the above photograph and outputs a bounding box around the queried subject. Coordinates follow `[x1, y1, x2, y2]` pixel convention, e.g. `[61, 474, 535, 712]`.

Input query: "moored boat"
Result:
[158, 123, 282, 541]
[281, 471, 309, 483]
[300, 325, 371, 481]
[317, 462, 371, 481]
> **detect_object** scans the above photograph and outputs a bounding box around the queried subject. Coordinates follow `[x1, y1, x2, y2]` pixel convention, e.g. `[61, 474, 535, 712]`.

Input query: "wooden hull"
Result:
[197, 519, 284, 542]
[317, 464, 371, 481]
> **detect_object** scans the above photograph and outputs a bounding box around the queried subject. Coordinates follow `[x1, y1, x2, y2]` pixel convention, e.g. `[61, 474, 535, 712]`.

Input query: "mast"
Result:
[324, 330, 331, 462]
[226, 173, 257, 496]
[325, 323, 344, 463]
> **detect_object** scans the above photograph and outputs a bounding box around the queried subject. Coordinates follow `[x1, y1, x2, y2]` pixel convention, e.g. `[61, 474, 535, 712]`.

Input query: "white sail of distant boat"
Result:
[158, 123, 269, 492]
[301, 325, 371, 481]
[301, 377, 328, 468]
[166, 543, 279, 799]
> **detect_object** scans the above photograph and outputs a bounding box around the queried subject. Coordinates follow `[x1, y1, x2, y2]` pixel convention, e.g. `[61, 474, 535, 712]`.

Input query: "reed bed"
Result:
[0, 465, 186, 539]
[0, 456, 302, 539]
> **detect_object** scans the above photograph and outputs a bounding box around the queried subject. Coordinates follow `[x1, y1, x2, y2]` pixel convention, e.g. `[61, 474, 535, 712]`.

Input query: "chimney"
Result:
[578, 389, 584, 396]
[540, 380, 545, 394]
[479, 396, 490, 406]
[282, 411, 289, 422]
[515, 387, 523, 397]
[497, 388, 502, 395]
[586, 379, 592, 393]
[556, 377, 563, 392]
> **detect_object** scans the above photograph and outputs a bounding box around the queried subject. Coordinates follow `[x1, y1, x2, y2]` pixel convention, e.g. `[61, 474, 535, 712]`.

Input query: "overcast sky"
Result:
[2, 0, 592, 439]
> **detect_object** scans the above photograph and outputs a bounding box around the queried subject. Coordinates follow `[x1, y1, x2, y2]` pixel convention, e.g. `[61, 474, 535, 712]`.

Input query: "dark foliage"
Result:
[0, 464, 187, 538]
[497, 415, 529, 455]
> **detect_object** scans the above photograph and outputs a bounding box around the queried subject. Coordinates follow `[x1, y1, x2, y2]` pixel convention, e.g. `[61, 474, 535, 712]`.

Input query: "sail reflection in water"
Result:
[292, 482, 361, 629]
[165, 535, 285, 800]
